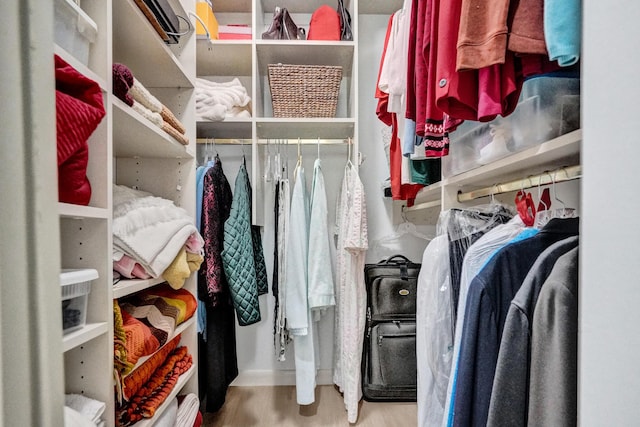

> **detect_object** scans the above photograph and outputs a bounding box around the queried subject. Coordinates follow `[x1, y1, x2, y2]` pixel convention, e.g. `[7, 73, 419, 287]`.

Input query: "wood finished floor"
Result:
[202, 385, 417, 426]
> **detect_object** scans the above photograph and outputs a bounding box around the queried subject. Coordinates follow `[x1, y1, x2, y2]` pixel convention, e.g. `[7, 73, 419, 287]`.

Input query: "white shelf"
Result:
[59, 203, 109, 219]
[123, 317, 196, 377]
[256, 118, 355, 139]
[130, 364, 196, 427]
[112, 0, 194, 88]
[62, 322, 109, 353]
[411, 181, 444, 206]
[54, 44, 108, 91]
[113, 277, 167, 300]
[112, 98, 194, 159]
[256, 41, 355, 77]
[197, 119, 253, 139]
[196, 39, 252, 76]
[398, 130, 582, 221]
[445, 129, 582, 189]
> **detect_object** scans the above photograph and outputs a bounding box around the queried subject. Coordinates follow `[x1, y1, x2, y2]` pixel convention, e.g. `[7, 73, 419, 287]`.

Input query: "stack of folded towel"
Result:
[64, 394, 106, 427]
[195, 77, 252, 121]
[113, 63, 189, 145]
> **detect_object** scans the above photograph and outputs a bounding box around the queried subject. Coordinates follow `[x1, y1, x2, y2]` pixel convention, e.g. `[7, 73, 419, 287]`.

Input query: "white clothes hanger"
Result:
[375, 208, 434, 247]
[293, 137, 302, 178]
[345, 137, 354, 169]
[552, 169, 578, 219]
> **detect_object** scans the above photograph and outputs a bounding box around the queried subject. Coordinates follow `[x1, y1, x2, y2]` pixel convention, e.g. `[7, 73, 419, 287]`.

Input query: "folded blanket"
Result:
[185, 232, 204, 254]
[113, 185, 198, 278]
[144, 285, 198, 323]
[65, 394, 106, 425]
[113, 254, 152, 280]
[114, 300, 161, 377]
[195, 77, 252, 121]
[122, 335, 181, 402]
[176, 393, 199, 427]
[117, 346, 192, 426]
[64, 406, 97, 427]
[120, 285, 197, 349]
[114, 300, 134, 375]
[152, 398, 178, 427]
[120, 299, 177, 347]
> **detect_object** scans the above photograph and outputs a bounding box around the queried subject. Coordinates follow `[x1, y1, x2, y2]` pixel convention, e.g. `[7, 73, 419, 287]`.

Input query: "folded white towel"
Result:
[154, 398, 178, 427]
[64, 407, 97, 427]
[112, 184, 197, 277]
[176, 393, 200, 427]
[64, 394, 106, 424]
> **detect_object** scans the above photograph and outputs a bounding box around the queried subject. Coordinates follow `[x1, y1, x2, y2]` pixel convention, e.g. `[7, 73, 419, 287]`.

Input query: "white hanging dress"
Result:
[333, 162, 369, 423]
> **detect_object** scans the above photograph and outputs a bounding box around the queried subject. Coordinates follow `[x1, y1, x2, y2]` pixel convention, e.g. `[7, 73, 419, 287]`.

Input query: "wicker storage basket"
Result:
[268, 64, 342, 118]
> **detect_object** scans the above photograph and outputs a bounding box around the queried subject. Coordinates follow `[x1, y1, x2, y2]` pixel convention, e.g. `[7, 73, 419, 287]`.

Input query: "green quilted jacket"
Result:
[221, 161, 261, 326]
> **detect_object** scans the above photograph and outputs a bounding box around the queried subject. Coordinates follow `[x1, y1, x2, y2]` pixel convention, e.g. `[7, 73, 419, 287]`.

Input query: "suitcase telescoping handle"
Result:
[378, 255, 413, 280]
[379, 254, 412, 265]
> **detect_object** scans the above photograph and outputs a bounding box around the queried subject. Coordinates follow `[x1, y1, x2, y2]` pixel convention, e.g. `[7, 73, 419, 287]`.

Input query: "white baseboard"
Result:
[230, 369, 334, 387]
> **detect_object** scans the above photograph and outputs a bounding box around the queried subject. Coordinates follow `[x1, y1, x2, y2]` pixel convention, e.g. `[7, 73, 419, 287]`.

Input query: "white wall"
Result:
[358, 15, 436, 265]
[580, 1, 640, 424]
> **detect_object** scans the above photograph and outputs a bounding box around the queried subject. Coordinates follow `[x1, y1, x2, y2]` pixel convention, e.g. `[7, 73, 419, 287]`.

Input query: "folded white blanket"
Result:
[154, 397, 178, 427]
[195, 77, 252, 121]
[176, 393, 200, 427]
[113, 185, 197, 278]
[64, 394, 105, 427]
[64, 407, 97, 427]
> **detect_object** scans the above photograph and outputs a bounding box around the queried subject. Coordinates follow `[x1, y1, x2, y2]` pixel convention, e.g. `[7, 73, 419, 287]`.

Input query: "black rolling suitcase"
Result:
[362, 255, 420, 402]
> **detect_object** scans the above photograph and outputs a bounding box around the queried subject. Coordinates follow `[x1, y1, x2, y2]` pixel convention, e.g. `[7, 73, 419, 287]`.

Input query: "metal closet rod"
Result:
[196, 138, 250, 145]
[457, 165, 582, 202]
[196, 138, 352, 145]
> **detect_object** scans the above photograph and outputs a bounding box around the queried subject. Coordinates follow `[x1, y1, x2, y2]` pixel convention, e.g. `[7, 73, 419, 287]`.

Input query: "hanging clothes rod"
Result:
[196, 138, 352, 145]
[403, 199, 442, 213]
[196, 138, 251, 145]
[457, 165, 582, 202]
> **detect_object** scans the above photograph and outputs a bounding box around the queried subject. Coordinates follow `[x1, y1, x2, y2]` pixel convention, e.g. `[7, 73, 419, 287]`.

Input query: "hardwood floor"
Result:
[202, 385, 417, 426]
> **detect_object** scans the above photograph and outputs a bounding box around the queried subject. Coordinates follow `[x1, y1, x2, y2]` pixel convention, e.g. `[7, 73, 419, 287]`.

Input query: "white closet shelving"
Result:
[55, 0, 114, 424]
[195, 0, 359, 224]
[55, 0, 199, 425]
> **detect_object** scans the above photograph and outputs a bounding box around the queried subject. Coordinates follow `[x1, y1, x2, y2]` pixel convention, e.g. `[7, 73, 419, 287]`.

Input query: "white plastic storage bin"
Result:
[54, 0, 98, 66]
[60, 268, 98, 334]
[443, 75, 580, 177]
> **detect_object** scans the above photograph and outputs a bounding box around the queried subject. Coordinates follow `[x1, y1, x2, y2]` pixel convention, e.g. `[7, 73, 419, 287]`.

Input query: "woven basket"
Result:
[268, 64, 342, 118]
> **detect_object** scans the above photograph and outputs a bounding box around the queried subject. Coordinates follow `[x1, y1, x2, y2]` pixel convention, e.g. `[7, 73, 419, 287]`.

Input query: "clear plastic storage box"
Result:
[54, 0, 98, 66]
[443, 76, 580, 177]
[60, 268, 98, 334]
